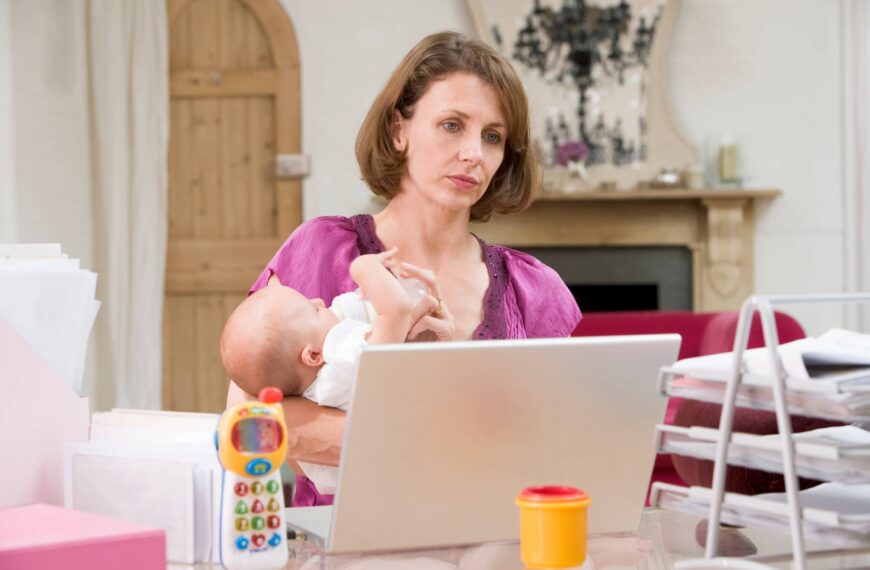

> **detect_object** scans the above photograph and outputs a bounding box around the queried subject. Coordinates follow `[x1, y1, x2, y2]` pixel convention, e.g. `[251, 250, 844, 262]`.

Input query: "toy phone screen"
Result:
[231, 417, 283, 453]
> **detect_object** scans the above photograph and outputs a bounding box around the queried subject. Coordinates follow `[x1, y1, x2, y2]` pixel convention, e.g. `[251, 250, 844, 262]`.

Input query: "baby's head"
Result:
[220, 278, 338, 397]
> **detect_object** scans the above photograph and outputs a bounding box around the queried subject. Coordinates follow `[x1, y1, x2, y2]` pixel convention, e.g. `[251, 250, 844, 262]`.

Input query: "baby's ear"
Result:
[301, 345, 324, 367]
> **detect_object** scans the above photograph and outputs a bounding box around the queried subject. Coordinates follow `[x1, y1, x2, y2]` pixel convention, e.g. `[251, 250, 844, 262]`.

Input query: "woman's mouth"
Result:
[447, 175, 479, 190]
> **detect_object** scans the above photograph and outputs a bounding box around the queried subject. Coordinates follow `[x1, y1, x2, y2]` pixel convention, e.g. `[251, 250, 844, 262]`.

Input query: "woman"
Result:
[226, 31, 581, 506]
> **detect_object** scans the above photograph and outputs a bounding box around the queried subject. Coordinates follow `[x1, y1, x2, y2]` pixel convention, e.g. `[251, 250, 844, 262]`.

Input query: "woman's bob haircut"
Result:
[355, 31, 542, 222]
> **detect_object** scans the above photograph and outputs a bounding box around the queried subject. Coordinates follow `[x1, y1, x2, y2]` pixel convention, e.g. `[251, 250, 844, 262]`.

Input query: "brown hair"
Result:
[355, 31, 541, 222]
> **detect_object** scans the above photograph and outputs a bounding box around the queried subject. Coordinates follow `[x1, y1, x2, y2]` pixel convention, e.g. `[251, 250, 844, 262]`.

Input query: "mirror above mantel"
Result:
[466, 0, 782, 311]
[466, 0, 694, 192]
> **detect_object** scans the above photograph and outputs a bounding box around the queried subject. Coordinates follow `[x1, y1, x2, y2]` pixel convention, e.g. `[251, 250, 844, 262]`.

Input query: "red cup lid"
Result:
[258, 387, 283, 404]
[518, 485, 589, 503]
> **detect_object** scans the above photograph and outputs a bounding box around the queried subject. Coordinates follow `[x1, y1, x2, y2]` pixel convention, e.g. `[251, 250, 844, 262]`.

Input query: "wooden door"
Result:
[164, 0, 301, 412]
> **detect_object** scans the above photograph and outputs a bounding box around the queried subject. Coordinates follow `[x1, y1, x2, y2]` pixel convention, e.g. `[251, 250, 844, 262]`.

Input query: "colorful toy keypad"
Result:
[231, 477, 284, 552]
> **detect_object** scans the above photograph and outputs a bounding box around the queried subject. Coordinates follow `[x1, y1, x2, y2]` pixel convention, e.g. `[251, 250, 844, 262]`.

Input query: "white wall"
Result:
[670, 0, 845, 334]
[277, 0, 477, 220]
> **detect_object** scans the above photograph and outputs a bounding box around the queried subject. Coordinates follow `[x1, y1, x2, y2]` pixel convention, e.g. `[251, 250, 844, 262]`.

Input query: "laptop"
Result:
[285, 334, 680, 553]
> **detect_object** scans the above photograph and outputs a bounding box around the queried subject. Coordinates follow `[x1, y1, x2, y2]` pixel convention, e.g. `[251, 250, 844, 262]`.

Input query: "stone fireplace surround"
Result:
[471, 189, 780, 313]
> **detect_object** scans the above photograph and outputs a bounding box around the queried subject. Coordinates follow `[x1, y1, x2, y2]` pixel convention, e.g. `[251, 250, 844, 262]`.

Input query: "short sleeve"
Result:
[306, 319, 371, 411]
[500, 247, 582, 338]
[249, 216, 361, 304]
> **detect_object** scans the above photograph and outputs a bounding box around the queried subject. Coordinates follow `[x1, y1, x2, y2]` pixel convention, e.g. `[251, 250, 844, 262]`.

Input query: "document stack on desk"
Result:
[0, 243, 100, 395]
[0, 244, 98, 509]
[64, 409, 224, 564]
[662, 329, 870, 420]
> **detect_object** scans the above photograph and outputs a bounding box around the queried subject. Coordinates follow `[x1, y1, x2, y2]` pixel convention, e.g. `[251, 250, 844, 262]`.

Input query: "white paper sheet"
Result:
[71, 454, 197, 563]
[65, 409, 225, 564]
[0, 244, 100, 395]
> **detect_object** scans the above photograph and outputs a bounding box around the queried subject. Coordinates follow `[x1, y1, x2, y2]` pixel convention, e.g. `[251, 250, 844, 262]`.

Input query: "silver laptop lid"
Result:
[328, 335, 680, 553]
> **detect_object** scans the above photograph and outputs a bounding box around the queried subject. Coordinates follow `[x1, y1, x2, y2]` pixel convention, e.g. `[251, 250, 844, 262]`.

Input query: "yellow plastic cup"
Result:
[516, 486, 590, 569]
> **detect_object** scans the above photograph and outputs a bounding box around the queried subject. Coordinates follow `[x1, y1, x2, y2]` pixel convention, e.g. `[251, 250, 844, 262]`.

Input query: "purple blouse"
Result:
[249, 214, 581, 505]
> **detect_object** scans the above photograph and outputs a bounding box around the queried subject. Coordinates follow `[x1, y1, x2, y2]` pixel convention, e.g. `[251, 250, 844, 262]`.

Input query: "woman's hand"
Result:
[226, 381, 344, 472]
[400, 261, 455, 341]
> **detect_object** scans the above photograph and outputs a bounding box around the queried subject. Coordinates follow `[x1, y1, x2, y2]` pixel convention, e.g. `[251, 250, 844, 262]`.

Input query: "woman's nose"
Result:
[458, 134, 483, 165]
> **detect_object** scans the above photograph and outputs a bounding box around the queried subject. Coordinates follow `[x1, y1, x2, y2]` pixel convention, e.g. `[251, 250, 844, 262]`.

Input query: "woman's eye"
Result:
[484, 132, 502, 144]
[442, 121, 460, 132]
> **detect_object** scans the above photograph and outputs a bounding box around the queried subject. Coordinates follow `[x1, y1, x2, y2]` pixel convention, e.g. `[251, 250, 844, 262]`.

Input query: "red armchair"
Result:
[571, 310, 833, 495]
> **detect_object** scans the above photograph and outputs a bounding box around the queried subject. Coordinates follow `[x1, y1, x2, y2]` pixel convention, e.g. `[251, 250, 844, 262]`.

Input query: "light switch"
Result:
[275, 154, 310, 178]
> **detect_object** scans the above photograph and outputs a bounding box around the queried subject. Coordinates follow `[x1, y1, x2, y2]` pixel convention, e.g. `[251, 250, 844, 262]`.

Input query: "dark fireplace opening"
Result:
[570, 284, 659, 312]
[518, 246, 693, 313]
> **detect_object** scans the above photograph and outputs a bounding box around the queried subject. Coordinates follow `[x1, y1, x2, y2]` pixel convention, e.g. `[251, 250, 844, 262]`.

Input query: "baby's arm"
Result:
[350, 248, 413, 344]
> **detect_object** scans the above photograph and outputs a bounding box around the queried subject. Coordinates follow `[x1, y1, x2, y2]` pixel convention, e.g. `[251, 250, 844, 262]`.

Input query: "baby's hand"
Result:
[400, 261, 455, 342]
[374, 246, 401, 275]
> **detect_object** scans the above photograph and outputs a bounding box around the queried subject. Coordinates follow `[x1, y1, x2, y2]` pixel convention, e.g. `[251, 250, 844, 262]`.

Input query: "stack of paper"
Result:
[0, 243, 100, 395]
[652, 482, 870, 548]
[655, 424, 870, 483]
[64, 409, 223, 564]
[662, 329, 870, 420]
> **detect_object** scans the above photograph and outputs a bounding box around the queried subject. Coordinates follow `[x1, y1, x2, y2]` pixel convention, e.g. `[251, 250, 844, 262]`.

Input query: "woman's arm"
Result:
[226, 217, 360, 475]
[227, 381, 345, 472]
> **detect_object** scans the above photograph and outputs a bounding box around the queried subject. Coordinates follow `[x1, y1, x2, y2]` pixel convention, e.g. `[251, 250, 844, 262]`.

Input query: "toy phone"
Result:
[216, 387, 289, 569]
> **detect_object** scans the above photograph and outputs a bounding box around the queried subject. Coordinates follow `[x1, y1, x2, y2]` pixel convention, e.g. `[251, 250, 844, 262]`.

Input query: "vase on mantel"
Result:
[544, 166, 593, 194]
[551, 140, 591, 193]
[542, 164, 590, 193]
[563, 160, 589, 192]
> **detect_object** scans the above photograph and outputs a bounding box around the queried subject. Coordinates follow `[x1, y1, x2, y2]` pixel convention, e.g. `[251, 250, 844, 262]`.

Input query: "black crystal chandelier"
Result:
[509, 0, 659, 166]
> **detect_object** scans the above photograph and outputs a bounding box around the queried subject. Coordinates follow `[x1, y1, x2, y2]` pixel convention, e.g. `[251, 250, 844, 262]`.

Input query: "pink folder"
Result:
[0, 503, 165, 569]
[0, 320, 89, 508]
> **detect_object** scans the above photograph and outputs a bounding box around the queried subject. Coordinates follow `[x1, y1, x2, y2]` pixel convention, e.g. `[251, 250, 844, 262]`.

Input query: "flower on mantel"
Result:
[555, 140, 589, 185]
[555, 140, 589, 167]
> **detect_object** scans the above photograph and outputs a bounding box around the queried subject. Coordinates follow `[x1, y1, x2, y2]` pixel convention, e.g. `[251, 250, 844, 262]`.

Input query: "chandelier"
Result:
[509, 0, 659, 166]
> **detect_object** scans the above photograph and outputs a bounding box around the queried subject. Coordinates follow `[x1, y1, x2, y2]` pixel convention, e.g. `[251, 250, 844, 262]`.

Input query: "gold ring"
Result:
[431, 297, 444, 317]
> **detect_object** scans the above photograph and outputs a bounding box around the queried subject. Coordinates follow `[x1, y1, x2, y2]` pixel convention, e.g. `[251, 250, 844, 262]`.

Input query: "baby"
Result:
[220, 248, 429, 493]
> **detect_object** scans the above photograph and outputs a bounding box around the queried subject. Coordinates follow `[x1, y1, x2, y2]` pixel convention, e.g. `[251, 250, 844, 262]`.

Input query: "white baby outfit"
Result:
[297, 292, 372, 494]
[296, 282, 426, 494]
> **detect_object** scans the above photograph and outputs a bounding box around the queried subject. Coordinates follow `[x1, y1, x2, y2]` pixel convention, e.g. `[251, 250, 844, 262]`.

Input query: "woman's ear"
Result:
[392, 109, 406, 153]
[301, 345, 324, 367]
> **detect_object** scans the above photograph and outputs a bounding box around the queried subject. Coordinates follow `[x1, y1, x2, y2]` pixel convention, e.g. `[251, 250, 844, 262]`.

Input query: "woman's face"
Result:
[394, 72, 508, 214]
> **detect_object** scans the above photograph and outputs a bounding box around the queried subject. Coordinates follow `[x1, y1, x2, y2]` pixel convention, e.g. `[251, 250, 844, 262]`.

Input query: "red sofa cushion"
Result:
[572, 309, 824, 497]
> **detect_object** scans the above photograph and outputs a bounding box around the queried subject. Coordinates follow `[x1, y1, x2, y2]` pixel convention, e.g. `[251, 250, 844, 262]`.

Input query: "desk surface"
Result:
[172, 508, 870, 569]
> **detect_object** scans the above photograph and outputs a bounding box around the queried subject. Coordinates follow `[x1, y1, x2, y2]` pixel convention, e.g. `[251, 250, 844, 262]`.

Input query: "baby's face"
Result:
[278, 286, 339, 343]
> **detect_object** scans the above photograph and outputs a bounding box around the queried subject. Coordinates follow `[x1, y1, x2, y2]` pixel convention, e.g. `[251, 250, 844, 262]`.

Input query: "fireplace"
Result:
[472, 189, 780, 312]
[519, 246, 693, 312]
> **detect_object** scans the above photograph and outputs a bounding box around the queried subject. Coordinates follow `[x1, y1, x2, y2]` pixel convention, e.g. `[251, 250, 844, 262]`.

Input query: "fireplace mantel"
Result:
[471, 188, 780, 312]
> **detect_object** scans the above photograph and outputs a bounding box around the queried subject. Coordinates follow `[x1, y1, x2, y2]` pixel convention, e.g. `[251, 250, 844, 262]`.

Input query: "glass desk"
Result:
[173, 508, 870, 569]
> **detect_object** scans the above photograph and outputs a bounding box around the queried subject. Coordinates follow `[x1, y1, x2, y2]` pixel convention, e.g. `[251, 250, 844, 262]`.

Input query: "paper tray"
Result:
[655, 425, 870, 484]
[659, 369, 870, 421]
[651, 482, 870, 548]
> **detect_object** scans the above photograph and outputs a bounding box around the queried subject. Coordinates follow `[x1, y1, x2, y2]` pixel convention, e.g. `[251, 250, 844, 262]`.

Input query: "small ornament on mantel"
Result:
[715, 135, 747, 188]
[555, 140, 590, 192]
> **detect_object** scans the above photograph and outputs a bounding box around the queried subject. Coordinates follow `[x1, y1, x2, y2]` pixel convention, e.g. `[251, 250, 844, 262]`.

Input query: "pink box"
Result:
[0, 503, 165, 570]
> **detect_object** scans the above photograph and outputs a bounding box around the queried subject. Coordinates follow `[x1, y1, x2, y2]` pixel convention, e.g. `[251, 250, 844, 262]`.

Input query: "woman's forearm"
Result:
[226, 381, 345, 469]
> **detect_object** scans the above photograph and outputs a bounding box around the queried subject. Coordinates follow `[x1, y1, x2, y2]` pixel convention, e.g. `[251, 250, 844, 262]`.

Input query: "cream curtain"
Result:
[86, 0, 169, 409]
[0, 0, 15, 243]
[843, 1, 870, 331]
